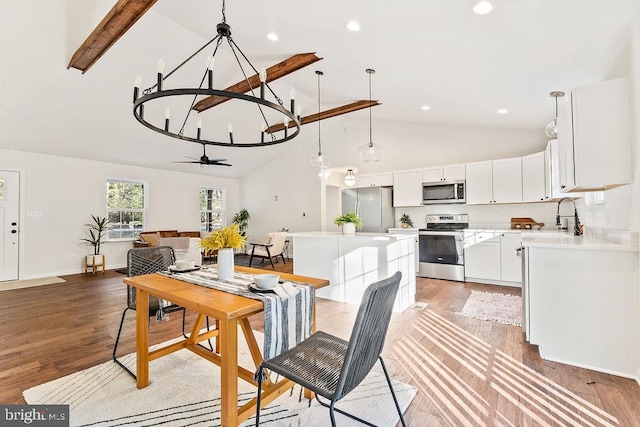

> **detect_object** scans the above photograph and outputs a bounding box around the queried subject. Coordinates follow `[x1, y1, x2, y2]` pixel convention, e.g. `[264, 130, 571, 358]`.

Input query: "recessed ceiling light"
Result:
[347, 21, 360, 31]
[266, 33, 278, 41]
[497, 108, 509, 114]
[473, 1, 493, 15]
[421, 105, 431, 111]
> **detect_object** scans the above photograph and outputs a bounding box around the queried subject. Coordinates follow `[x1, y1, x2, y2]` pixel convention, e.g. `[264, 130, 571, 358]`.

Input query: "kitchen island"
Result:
[289, 232, 416, 312]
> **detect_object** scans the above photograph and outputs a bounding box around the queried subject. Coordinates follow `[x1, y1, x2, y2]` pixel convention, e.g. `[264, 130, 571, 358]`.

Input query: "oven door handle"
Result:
[454, 184, 458, 200]
[419, 231, 463, 238]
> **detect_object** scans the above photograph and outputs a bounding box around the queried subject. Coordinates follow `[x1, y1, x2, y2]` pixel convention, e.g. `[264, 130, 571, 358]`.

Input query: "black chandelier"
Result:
[132, 0, 301, 148]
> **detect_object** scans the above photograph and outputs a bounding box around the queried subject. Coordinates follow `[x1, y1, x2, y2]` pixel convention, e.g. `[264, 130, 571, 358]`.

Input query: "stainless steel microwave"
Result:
[422, 180, 466, 204]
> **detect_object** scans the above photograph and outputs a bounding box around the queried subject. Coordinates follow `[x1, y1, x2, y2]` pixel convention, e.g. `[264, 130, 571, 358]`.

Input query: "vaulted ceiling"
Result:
[1, 0, 639, 178]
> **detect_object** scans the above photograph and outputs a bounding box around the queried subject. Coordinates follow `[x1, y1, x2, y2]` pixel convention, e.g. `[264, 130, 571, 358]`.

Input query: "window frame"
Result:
[106, 178, 148, 241]
[200, 187, 226, 233]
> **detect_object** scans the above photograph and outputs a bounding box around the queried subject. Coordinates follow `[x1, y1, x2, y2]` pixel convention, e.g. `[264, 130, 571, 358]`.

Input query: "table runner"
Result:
[159, 266, 313, 360]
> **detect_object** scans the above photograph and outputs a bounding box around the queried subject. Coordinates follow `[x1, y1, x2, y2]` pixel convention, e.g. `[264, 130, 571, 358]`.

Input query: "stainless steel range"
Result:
[418, 214, 469, 281]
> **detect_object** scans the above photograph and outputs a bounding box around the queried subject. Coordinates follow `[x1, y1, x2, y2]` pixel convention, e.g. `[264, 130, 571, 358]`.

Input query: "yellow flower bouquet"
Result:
[201, 223, 247, 251]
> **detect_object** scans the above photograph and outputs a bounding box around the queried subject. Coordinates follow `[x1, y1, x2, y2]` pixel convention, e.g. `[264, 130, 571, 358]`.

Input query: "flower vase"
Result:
[217, 248, 234, 281]
[342, 223, 356, 234]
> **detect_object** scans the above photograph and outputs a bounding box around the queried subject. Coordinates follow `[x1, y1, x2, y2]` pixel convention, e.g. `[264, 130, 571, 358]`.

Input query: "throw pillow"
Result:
[140, 232, 161, 247]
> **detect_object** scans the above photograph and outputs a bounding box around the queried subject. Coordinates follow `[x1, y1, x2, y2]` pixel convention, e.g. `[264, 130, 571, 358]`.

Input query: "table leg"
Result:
[136, 288, 149, 388]
[219, 318, 239, 427]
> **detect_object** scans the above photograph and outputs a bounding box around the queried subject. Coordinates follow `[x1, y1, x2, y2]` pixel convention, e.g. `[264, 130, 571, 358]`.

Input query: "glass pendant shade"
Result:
[309, 152, 332, 169]
[545, 119, 558, 138]
[344, 169, 356, 187]
[358, 142, 383, 162]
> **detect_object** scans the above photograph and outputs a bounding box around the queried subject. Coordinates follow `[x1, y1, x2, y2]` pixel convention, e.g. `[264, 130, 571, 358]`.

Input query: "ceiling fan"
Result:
[175, 143, 232, 166]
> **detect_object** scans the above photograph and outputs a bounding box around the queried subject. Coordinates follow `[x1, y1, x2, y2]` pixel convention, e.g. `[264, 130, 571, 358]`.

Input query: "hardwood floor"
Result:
[1, 261, 639, 426]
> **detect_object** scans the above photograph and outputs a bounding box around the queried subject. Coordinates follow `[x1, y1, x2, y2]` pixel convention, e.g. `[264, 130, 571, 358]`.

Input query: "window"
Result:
[200, 188, 225, 232]
[107, 178, 147, 239]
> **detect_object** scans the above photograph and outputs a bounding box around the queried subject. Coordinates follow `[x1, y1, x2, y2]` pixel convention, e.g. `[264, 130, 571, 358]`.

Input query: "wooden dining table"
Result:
[123, 265, 328, 427]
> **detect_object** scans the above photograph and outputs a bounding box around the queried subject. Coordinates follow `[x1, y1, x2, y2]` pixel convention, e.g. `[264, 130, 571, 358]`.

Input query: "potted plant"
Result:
[334, 211, 363, 234]
[400, 213, 414, 228]
[201, 223, 247, 280]
[232, 208, 251, 235]
[81, 214, 109, 271]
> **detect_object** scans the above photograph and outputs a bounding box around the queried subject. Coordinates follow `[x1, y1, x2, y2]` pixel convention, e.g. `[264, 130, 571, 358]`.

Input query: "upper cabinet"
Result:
[466, 158, 523, 205]
[557, 77, 632, 192]
[354, 172, 393, 188]
[393, 169, 423, 207]
[522, 151, 548, 203]
[422, 163, 466, 183]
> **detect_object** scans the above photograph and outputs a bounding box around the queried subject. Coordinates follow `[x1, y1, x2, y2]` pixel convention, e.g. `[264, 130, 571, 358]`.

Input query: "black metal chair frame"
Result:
[255, 271, 406, 427]
[112, 246, 214, 379]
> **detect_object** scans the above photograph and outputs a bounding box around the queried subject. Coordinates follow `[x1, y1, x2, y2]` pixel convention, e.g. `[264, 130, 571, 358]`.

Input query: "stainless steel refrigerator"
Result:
[341, 187, 395, 233]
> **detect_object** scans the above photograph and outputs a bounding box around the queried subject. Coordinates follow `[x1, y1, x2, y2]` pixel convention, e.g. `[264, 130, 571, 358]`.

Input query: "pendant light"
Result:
[358, 68, 383, 162]
[545, 91, 565, 138]
[344, 169, 356, 187]
[309, 71, 332, 168]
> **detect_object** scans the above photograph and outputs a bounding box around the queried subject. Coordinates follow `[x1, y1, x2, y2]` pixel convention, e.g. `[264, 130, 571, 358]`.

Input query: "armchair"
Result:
[248, 232, 287, 268]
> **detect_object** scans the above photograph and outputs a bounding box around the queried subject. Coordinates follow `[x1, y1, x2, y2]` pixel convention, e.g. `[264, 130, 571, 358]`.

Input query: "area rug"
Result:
[24, 333, 416, 427]
[458, 290, 522, 327]
[0, 276, 65, 291]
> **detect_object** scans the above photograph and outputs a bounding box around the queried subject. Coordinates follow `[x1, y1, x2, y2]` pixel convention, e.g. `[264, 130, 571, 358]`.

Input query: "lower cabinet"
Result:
[464, 231, 521, 286]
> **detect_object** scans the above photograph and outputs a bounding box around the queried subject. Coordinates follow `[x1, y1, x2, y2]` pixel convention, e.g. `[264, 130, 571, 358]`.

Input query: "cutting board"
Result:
[510, 217, 544, 230]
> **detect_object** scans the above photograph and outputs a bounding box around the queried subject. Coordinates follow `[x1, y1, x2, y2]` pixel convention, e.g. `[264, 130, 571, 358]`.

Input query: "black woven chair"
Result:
[112, 246, 213, 378]
[255, 271, 406, 427]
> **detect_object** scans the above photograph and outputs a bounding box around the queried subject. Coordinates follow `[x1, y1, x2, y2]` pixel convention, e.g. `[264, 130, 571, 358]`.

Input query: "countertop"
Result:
[288, 231, 415, 240]
[521, 230, 639, 252]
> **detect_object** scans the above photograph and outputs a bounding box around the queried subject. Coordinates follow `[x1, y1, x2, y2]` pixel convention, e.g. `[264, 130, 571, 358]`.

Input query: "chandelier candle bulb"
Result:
[259, 68, 267, 99]
[164, 108, 170, 131]
[133, 76, 141, 102]
[156, 59, 165, 91]
[290, 87, 296, 113]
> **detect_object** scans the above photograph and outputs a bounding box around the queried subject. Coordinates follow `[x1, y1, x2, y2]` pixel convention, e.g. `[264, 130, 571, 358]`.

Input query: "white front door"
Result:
[0, 170, 20, 281]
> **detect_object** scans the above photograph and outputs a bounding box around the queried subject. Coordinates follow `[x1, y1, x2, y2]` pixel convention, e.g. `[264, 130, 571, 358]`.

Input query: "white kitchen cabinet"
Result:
[522, 151, 547, 202]
[466, 158, 522, 205]
[464, 230, 521, 286]
[422, 163, 465, 183]
[393, 169, 422, 207]
[354, 172, 393, 188]
[499, 232, 522, 282]
[465, 161, 493, 204]
[544, 139, 582, 201]
[464, 233, 500, 280]
[557, 77, 631, 192]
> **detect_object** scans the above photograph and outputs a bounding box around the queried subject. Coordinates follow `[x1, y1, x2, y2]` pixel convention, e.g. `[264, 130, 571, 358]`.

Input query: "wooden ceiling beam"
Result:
[68, 0, 158, 73]
[192, 53, 322, 112]
[265, 100, 380, 133]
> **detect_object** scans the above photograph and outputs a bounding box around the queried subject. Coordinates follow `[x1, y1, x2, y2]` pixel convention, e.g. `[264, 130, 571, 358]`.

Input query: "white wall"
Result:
[0, 148, 240, 279]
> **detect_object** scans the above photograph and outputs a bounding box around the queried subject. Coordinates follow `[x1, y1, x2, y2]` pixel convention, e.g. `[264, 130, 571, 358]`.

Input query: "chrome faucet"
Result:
[556, 197, 582, 236]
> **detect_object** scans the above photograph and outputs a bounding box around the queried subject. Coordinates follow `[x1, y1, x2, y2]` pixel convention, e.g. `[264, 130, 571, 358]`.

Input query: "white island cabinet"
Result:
[522, 233, 639, 380]
[289, 232, 416, 312]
